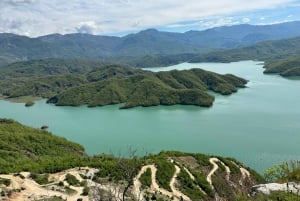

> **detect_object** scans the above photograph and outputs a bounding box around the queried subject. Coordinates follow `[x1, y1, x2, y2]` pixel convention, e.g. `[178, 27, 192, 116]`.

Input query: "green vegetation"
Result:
[263, 56, 300, 77]
[25, 101, 35, 107]
[30, 173, 49, 185]
[47, 68, 247, 108]
[0, 118, 86, 174]
[0, 59, 247, 108]
[82, 185, 90, 196]
[190, 36, 300, 63]
[0, 119, 296, 200]
[264, 161, 300, 183]
[0, 177, 11, 186]
[65, 173, 80, 186]
[237, 191, 300, 201]
[2, 21, 300, 67]
[140, 168, 152, 188]
[154, 158, 175, 191]
[177, 167, 206, 200]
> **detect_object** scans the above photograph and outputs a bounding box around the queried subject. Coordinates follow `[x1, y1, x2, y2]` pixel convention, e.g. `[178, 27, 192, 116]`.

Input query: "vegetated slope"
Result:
[190, 36, 300, 63]
[0, 59, 141, 98]
[0, 59, 247, 108]
[263, 56, 300, 77]
[1, 21, 300, 66]
[0, 58, 111, 79]
[47, 68, 247, 108]
[0, 119, 86, 174]
[0, 120, 298, 200]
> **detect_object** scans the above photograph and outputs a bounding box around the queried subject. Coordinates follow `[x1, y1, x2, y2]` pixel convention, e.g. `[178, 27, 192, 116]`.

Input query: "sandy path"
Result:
[170, 165, 191, 201]
[207, 158, 219, 188]
[207, 158, 231, 189]
[240, 167, 250, 179]
[183, 167, 195, 180]
[132, 165, 150, 200]
[218, 160, 231, 181]
[230, 161, 251, 184]
[0, 168, 93, 201]
[183, 167, 206, 195]
[133, 164, 192, 201]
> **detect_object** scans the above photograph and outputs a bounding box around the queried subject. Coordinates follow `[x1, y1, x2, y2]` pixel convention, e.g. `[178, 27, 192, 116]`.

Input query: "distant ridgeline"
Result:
[190, 36, 300, 77]
[0, 58, 247, 108]
[1, 21, 300, 67]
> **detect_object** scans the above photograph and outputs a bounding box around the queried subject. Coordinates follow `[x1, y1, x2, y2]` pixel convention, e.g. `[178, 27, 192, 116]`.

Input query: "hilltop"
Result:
[0, 59, 247, 109]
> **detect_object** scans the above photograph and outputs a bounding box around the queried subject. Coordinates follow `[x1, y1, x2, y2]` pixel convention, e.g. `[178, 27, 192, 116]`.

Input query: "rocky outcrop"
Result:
[252, 182, 300, 195]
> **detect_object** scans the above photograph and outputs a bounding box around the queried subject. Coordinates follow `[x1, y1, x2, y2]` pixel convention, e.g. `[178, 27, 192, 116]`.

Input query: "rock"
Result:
[252, 182, 300, 195]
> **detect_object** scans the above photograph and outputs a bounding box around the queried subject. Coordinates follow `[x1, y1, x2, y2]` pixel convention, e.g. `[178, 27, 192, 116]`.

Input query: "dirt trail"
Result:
[170, 165, 191, 201]
[207, 158, 231, 189]
[231, 161, 251, 184]
[183, 167, 206, 195]
[240, 167, 250, 179]
[133, 164, 191, 201]
[0, 168, 93, 201]
[207, 158, 219, 187]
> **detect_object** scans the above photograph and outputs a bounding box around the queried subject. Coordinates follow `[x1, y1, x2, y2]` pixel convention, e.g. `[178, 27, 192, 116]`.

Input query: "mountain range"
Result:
[1, 21, 300, 67]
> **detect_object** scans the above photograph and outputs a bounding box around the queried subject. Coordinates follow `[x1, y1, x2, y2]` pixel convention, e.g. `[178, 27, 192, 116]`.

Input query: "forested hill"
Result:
[1, 21, 300, 66]
[190, 36, 300, 63]
[0, 119, 86, 173]
[0, 59, 247, 108]
[263, 56, 300, 77]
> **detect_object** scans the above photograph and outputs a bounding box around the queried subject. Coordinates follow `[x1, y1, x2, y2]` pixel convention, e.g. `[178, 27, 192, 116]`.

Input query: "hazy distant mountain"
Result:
[1, 21, 300, 66]
[190, 36, 300, 63]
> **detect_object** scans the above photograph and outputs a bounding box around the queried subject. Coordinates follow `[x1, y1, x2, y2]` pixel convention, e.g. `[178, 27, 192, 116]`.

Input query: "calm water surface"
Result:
[1, 61, 300, 172]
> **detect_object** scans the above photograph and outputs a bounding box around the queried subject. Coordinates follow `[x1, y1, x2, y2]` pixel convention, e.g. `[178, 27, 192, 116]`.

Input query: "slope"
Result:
[0, 119, 86, 174]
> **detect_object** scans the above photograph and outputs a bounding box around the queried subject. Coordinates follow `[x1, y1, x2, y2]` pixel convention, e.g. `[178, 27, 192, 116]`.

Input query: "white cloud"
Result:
[76, 21, 98, 34]
[0, 0, 297, 36]
[242, 17, 251, 23]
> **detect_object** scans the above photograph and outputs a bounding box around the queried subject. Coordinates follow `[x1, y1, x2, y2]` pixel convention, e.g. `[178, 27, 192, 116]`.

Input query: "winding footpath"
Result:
[133, 164, 191, 201]
[206, 158, 231, 189]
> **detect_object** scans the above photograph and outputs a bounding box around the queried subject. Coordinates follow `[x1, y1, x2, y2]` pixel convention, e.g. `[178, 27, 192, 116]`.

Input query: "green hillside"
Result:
[190, 36, 300, 63]
[47, 69, 247, 108]
[263, 56, 300, 77]
[0, 119, 86, 173]
[0, 59, 247, 108]
[1, 119, 300, 200]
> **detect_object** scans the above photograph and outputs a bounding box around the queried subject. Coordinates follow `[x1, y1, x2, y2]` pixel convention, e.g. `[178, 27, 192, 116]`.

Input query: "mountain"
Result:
[0, 59, 247, 108]
[190, 36, 300, 63]
[264, 56, 300, 77]
[1, 21, 300, 67]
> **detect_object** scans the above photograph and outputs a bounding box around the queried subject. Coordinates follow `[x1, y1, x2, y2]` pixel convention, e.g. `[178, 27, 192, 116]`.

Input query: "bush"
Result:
[65, 174, 80, 186]
[140, 168, 152, 188]
[0, 177, 11, 186]
[81, 186, 89, 196]
[30, 173, 49, 185]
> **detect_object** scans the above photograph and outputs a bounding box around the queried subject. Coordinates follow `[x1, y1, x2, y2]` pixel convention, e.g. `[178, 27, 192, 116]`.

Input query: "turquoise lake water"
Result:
[1, 60, 299, 173]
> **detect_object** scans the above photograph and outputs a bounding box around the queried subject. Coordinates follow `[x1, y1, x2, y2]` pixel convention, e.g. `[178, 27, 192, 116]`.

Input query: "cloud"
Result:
[2, 0, 35, 5]
[242, 17, 251, 23]
[0, 0, 298, 37]
[76, 21, 98, 34]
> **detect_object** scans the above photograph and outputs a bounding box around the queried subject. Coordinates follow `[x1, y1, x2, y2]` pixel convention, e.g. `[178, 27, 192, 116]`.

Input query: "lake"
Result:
[1, 60, 300, 173]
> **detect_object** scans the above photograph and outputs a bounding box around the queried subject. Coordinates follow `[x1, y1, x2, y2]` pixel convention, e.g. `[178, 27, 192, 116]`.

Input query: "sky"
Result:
[0, 0, 300, 37]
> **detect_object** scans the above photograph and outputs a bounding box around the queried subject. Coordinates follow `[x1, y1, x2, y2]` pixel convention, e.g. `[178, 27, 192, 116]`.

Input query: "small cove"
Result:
[1, 60, 300, 173]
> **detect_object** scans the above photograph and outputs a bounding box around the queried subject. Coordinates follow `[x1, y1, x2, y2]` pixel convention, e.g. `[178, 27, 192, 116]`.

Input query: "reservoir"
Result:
[1, 60, 299, 173]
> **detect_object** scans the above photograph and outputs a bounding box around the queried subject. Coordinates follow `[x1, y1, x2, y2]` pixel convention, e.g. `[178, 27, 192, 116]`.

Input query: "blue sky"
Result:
[0, 0, 300, 37]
